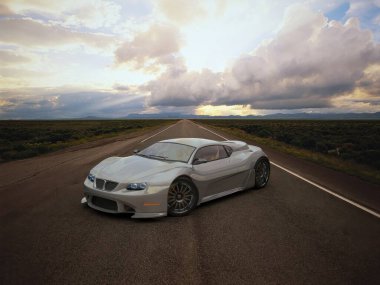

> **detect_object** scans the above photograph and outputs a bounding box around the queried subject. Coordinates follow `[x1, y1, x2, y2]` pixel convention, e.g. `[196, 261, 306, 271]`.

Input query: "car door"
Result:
[191, 145, 244, 200]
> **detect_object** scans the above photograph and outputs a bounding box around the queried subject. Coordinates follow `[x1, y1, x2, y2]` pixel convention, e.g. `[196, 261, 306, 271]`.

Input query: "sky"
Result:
[0, 0, 379, 119]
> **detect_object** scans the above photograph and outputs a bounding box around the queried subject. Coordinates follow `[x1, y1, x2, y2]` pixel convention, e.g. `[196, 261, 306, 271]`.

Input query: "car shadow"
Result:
[197, 187, 257, 210]
[82, 186, 268, 223]
[82, 203, 165, 223]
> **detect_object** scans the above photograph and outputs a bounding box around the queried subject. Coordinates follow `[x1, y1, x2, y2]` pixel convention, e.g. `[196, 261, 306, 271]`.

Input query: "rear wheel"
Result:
[254, 157, 270, 188]
[168, 178, 198, 217]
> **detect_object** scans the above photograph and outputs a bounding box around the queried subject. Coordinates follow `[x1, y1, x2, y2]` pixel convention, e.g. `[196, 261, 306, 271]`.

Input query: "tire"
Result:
[254, 157, 270, 189]
[167, 177, 198, 217]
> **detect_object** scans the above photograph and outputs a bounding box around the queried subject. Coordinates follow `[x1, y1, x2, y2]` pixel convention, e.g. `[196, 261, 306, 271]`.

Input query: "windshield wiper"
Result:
[136, 153, 148, 158]
[147, 154, 168, 160]
[137, 153, 168, 160]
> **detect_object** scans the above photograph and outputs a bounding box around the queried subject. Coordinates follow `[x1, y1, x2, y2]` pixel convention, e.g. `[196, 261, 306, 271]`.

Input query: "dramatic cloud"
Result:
[228, 8, 380, 109]
[146, 4, 380, 110]
[0, 18, 115, 48]
[114, 23, 182, 71]
[0, 1, 379, 118]
[0, 89, 145, 119]
[148, 66, 222, 106]
[329, 63, 380, 112]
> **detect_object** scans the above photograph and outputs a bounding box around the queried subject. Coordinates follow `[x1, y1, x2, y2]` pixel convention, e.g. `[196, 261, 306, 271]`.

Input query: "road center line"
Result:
[198, 125, 228, 140]
[140, 122, 178, 143]
[192, 121, 380, 219]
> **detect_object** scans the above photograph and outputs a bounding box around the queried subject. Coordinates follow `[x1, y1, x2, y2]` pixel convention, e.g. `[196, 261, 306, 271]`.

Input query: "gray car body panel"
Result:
[82, 138, 268, 218]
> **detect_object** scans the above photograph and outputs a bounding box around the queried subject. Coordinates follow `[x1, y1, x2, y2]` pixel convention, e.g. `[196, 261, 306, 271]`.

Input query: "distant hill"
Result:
[257, 112, 380, 120]
[124, 112, 380, 120]
[14, 112, 379, 120]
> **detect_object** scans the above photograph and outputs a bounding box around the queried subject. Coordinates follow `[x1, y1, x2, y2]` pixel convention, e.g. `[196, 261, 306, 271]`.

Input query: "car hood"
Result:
[91, 155, 184, 182]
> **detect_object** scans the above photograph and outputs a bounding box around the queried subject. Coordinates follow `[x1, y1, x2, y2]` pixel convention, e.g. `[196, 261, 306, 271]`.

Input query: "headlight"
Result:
[126, 182, 147, 191]
[88, 173, 95, 182]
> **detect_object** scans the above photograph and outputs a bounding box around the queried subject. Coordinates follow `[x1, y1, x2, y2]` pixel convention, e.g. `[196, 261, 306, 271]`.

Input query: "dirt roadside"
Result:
[0, 124, 172, 189]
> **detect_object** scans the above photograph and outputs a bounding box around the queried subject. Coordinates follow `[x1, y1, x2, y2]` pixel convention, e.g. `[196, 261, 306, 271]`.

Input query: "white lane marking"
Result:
[271, 162, 380, 219]
[191, 120, 380, 219]
[189, 120, 228, 141]
[194, 122, 229, 140]
[140, 122, 178, 143]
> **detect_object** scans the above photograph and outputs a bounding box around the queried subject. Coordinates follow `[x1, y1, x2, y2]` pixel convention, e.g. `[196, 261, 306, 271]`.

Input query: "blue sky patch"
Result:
[326, 2, 350, 21]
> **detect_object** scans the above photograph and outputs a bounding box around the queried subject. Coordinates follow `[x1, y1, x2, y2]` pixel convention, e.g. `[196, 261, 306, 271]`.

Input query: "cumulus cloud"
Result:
[146, 4, 380, 110]
[0, 18, 115, 48]
[228, 6, 380, 109]
[157, 0, 206, 24]
[1, 1, 379, 117]
[356, 64, 380, 97]
[114, 23, 182, 70]
[148, 67, 222, 106]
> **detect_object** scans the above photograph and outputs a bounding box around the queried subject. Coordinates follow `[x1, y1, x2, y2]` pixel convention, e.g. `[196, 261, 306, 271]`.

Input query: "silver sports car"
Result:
[82, 138, 270, 218]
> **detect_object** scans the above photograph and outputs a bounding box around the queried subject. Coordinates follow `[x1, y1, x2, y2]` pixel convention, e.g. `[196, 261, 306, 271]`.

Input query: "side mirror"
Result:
[193, 158, 207, 165]
[133, 149, 140, 154]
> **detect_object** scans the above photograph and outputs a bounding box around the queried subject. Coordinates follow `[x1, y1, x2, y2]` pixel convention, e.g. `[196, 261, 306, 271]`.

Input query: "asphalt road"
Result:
[1, 120, 379, 284]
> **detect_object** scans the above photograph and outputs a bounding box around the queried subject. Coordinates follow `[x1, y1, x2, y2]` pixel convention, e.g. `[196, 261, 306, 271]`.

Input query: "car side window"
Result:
[194, 145, 228, 163]
[218, 145, 229, 159]
[224, 145, 233, 157]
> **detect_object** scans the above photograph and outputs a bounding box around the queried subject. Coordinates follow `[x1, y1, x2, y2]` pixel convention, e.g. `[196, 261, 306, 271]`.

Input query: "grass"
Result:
[0, 120, 176, 162]
[196, 119, 380, 184]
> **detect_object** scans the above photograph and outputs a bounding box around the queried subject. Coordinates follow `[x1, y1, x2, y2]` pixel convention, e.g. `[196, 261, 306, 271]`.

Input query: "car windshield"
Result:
[137, 142, 196, 163]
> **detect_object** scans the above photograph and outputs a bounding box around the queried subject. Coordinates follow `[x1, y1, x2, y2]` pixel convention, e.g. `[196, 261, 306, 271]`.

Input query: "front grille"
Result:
[91, 196, 117, 211]
[95, 178, 105, 189]
[105, 181, 118, 191]
[95, 179, 118, 191]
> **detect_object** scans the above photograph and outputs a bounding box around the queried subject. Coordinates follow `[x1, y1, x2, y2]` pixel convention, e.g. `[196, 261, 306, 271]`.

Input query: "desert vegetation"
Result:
[197, 119, 380, 183]
[0, 120, 174, 162]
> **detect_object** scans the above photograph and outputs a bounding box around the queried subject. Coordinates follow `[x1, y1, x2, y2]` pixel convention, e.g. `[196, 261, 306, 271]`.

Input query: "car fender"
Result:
[141, 165, 193, 190]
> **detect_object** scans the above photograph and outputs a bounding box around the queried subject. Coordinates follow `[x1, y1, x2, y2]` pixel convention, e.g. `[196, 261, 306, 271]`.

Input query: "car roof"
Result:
[159, 138, 219, 148]
[159, 138, 250, 151]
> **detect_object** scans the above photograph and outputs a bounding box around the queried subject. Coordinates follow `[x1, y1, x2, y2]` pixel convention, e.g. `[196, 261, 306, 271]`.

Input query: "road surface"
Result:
[1, 120, 379, 284]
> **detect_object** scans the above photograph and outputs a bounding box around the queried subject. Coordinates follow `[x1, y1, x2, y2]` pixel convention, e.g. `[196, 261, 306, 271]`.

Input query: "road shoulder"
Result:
[192, 120, 380, 215]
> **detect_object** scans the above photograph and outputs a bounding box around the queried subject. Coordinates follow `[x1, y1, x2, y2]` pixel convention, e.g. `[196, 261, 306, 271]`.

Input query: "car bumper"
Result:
[82, 180, 169, 218]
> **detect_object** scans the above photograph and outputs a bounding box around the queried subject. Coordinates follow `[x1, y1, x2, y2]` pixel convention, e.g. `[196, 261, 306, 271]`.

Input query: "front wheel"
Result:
[168, 178, 198, 217]
[254, 157, 270, 189]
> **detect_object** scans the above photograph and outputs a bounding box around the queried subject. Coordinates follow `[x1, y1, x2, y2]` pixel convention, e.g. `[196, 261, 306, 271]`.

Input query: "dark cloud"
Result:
[356, 65, 380, 97]
[147, 67, 222, 107]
